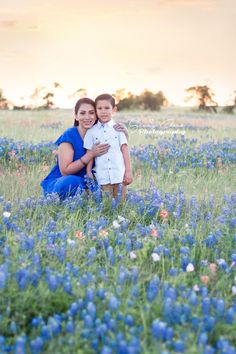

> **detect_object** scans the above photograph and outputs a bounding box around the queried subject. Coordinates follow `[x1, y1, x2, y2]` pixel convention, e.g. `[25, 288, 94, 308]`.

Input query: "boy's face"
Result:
[96, 100, 116, 124]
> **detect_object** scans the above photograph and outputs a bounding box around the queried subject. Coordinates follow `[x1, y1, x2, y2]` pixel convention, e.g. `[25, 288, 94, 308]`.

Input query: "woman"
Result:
[41, 97, 128, 200]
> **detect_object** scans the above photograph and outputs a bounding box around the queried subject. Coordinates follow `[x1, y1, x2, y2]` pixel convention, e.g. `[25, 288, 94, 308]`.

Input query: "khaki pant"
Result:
[101, 183, 127, 200]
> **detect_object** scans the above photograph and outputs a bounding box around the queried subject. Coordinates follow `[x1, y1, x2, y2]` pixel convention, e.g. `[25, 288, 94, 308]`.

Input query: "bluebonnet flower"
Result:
[66, 320, 75, 333]
[87, 247, 97, 262]
[9, 321, 17, 334]
[151, 319, 167, 340]
[172, 340, 185, 353]
[48, 274, 58, 292]
[109, 296, 120, 312]
[125, 315, 134, 327]
[0, 270, 7, 289]
[215, 299, 225, 317]
[101, 346, 112, 354]
[41, 325, 52, 341]
[30, 337, 44, 353]
[64, 281, 72, 294]
[14, 336, 27, 354]
[146, 276, 159, 302]
[202, 298, 211, 316]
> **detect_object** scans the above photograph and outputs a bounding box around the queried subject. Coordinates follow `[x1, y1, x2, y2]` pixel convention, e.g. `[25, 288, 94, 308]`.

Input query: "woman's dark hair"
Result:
[74, 98, 96, 126]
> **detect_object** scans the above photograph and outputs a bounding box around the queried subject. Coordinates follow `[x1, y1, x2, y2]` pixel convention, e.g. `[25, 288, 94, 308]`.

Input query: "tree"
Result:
[0, 88, 10, 109]
[29, 85, 58, 109]
[185, 85, 218, 112]
[117, 92, 138, 110]
[138, 89, 167, 111]
[117, 89, 167, 111]
[113, 89, 127, 103]
[69, 88, 87, 99]
[42, 92, 55, 109]
[222, 90, 236, 114]
[54, 82, 62, 89]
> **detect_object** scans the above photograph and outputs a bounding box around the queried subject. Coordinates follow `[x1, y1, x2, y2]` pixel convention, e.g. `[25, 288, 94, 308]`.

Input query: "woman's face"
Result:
[75, 103, 97, 129]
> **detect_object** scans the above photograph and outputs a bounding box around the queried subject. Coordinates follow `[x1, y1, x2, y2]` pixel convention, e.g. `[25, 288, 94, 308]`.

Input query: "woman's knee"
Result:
[53, 175, 85, 196]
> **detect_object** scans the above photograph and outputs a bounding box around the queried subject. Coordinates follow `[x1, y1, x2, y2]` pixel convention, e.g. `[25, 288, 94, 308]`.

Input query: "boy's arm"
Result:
[86, 153, 94, 179]
[121, 144, 133, 185]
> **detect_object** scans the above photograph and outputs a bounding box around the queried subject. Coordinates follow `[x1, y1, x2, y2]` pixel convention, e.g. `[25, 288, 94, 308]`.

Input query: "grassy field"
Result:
[0, 107, 236, 353]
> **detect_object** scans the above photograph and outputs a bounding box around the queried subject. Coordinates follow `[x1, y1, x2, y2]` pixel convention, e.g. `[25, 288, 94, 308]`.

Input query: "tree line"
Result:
[0, 84, 236, 113]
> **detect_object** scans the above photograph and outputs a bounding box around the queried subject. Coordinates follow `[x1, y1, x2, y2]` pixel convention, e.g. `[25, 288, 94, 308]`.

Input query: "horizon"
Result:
[1, 0, 235, 107]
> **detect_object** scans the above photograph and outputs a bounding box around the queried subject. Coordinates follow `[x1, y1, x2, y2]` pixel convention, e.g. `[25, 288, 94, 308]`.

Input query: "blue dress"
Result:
[41, 127, 87, 200]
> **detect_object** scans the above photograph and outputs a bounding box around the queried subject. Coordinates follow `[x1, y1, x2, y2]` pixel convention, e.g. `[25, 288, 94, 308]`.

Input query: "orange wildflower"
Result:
[99, 229, 108, 237]
[150, 228, 159, 238]
[200, 275, 209, 286]
[209, 263, 217, 274]
[75, 230, 83, 239]
[159, 209, 169, 220]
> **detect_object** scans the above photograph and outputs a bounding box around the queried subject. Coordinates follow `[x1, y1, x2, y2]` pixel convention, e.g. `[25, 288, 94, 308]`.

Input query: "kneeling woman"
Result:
[41, 98, 127, 200]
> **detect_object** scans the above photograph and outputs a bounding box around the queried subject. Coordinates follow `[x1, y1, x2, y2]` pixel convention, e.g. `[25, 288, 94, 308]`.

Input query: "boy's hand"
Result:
[87, 172, 94, 179]
[123, 170, 133, 185]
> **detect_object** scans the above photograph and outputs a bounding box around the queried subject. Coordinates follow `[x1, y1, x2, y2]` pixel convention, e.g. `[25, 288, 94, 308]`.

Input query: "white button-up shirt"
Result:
[84, 119, 128, 185]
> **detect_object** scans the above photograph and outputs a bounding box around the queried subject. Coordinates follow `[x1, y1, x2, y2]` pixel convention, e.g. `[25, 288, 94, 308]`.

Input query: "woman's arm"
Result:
[58, 142, 109, 176]
[114, 122, 129, 140]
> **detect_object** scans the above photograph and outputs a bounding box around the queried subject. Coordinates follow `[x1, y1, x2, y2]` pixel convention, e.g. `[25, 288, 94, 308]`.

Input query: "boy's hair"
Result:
[95, 94, 116, 108]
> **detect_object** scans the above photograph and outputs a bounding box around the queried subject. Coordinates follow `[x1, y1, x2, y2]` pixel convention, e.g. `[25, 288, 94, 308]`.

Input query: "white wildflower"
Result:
[186, 263, 195, 272]
[129, 251, 137, 260]
[193, 284, 200, 292]
[151, 253, 161, 262]
[217, 258, 226, 266]
[3, 211, 11, 218]
[117, 215, 127, 223]
[112, 220, 120, 229]
[67, 239, 76, 246]
[232, 286, 236, 295]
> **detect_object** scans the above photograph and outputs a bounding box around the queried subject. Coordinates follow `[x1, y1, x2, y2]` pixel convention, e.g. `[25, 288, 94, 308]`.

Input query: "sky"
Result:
[0, 0, 236, 107]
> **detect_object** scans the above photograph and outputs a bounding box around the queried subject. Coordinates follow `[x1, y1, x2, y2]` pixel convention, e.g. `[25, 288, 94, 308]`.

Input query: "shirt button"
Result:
[105, 140, 107, 142]
[104, 130, 106, 133]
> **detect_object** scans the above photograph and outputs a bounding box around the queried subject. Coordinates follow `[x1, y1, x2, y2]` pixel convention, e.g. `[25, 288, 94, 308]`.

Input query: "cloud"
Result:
[146, 67, 161, 75]
[0, 20, 40, 32]
[159, 0, 216, 3]
[156, 0, 218, 8]
[0, 20, 18, 29]
[27, 25, 40, 31]
[0, 48, 33, 62]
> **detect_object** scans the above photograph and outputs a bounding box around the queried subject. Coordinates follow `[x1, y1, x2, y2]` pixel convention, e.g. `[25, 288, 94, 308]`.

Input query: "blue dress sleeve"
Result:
[55, 128, 74, 146]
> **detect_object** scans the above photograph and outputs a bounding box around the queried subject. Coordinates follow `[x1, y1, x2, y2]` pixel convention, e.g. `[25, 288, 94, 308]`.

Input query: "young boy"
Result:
[84, 93, 132, 199]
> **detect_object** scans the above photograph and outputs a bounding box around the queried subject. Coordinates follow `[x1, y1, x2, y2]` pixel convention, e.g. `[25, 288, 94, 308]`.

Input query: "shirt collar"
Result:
[97, 119, 115, 128]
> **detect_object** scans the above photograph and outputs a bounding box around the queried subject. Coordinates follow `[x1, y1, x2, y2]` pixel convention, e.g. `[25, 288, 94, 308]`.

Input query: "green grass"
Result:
[0, 107, 236, 353]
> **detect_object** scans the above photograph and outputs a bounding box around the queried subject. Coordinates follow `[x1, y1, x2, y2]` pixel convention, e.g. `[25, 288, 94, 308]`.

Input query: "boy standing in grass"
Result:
[84, 93, 132, 199]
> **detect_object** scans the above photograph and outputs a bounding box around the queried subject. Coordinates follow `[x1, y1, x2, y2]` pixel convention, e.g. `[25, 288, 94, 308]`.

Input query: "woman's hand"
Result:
[113, 123, 129, 140]
[92, 142, 110, 157]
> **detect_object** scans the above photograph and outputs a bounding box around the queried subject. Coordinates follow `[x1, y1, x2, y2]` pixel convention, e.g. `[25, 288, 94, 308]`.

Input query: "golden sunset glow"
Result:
[0, 0, 235, 107]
